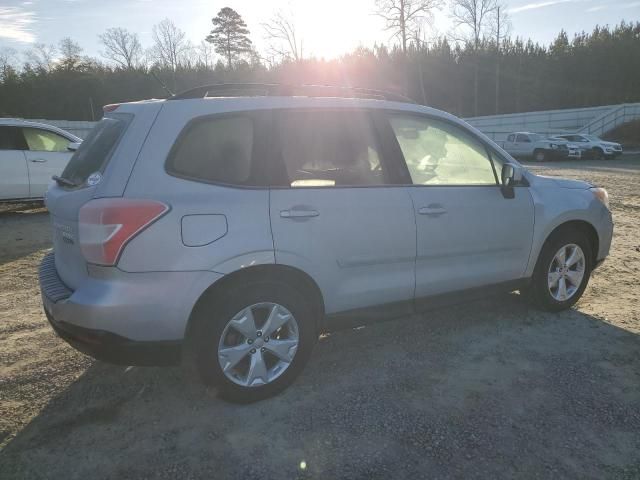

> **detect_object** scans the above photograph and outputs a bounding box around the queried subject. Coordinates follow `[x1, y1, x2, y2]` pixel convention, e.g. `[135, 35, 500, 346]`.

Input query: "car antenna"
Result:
[150, 71, 175, 97]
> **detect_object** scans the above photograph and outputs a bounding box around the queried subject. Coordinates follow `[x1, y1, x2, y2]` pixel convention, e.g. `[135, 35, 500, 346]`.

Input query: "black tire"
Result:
[593, 147, 605, 160]
[189, 281, 317, 403]
[526, 227, 593, 312]
[533, 149, 547, 162]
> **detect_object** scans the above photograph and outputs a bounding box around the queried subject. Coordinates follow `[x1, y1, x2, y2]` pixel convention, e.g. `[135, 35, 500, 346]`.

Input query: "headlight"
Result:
[591, 187, 609, 209]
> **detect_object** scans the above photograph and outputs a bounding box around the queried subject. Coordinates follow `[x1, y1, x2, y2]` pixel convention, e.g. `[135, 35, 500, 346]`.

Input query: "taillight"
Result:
[79, 198, 169, 266]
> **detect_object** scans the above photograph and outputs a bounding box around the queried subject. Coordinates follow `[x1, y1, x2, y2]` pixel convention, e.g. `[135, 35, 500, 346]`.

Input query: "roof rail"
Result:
[167, 83, 415, 104]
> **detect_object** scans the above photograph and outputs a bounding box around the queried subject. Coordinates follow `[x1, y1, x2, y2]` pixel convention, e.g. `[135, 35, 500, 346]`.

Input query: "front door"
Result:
[384, 112, 535, 301]
[21, 127, 73, 198]
[269, 109, 417, 315]
[0, 126, 29, 199]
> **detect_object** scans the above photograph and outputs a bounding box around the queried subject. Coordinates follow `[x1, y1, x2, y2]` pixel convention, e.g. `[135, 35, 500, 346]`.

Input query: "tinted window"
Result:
[168, 116, 254, 185]
[276, 110, 385, 187]
[389, 114, 497, 186]
[507, 134, 514, 142]
[516, 134, 530, 142]
[23, 128, 70, 152]
[0, 126, 27, 150]
[61, 115, 129, 185]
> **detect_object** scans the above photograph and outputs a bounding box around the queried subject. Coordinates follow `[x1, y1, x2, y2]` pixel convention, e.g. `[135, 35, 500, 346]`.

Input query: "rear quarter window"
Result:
[61, 115, 130, 186]
[166, 115, 255, 186]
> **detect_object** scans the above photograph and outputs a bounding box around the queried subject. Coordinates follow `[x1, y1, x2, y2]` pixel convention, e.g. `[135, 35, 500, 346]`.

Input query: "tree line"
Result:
[0, 1, 638, 121]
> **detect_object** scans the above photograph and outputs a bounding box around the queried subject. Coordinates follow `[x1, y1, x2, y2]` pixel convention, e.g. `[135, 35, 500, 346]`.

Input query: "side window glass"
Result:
[167, 116, 254, 185]
[507, 134, 514, 142]
[22, 128, 70, 152]
[516, 134, 530, 143]
[388, 114, 497, 186]
[276, 111, 385, 187]
[0, 127, 27, 150]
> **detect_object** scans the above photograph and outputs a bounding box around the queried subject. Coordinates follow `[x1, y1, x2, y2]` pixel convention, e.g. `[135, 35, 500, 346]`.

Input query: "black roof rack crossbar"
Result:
[168, 83, 415, 104]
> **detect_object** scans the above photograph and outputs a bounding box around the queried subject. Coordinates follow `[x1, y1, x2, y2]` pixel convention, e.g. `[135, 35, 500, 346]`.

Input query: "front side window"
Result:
[516, 134, 531, 142]
[22, 128, 70, 152]
[168, 116, 254, 185]
[388, 114, 497, 186]
[275, 110, 385, 187]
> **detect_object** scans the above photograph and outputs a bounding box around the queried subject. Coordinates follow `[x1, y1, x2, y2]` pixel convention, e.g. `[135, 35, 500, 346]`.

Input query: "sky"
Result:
[0, 0, 638, 61]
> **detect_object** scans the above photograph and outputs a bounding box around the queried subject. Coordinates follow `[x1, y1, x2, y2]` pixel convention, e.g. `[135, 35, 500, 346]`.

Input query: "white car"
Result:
[503, 132, 581, 162]
[0, 119, 81, 201]
[553, 134, 623, 160]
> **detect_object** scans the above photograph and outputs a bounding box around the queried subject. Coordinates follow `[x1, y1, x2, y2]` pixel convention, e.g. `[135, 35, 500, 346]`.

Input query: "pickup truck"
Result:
[503, 132, 581, 162]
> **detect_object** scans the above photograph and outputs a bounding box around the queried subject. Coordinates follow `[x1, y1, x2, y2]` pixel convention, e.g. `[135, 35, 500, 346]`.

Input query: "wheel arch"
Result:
[537, 220, 599, 269]
[184, 264, 326, 342]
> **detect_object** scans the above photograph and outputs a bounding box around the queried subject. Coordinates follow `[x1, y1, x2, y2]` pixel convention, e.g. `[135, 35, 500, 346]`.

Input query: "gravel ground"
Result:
[1, 157, 639, 479]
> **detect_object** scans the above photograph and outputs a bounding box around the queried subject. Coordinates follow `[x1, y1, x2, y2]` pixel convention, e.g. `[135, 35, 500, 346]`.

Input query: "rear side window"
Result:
[22, 128, 70, 152]
[274, 110, 386, 187]
[0, 126, 27, 150]
[61, 115, 129, 185]
[167, 116, 254, 185]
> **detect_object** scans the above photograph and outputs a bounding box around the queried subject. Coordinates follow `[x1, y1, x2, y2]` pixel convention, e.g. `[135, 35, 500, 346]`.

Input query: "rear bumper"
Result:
[39, 252, 222, 366]
[44, 308, 181, 366]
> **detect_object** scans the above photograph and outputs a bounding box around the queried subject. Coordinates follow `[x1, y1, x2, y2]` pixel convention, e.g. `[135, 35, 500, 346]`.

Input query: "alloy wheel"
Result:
[547, 243, 586, 302]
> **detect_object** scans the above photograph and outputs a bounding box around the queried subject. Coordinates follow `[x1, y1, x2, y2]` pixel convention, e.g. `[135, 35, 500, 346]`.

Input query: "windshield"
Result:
[60, 115, 131, 186]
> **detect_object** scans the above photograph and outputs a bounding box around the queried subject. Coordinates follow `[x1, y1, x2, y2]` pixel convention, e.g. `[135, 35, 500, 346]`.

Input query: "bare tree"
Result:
[150, 18, 190, 70]
[375, 0, 442, 54]
[262, 10, 303, 61]
[196, 40, 216, 69]
[493, 4, 510, 114]
[0, 48, 17, 80]
[450, 0, 500, 115]
[58, 37, 84, 71]
[24, 43, 57, 72]
[99, 27, 142, 69]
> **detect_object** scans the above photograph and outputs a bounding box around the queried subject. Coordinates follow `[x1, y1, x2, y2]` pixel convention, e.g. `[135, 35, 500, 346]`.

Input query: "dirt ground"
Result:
[1, 157, 639, 479]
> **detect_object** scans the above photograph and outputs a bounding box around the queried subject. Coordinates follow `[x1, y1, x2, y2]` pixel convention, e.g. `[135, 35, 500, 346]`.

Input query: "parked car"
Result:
[39, 85, 613, 402]
[0, 119, 81, 201]
[552, 133, 623, 159]
[503, 132, 581, 161]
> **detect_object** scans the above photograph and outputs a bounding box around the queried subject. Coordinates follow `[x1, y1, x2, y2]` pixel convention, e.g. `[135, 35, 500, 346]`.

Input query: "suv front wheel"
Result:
[526, 228, 593, 311]
[192, 281, 317, 403]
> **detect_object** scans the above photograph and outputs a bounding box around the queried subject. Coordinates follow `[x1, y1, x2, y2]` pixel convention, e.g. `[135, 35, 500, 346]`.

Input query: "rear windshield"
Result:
[60, 114, 130, 186]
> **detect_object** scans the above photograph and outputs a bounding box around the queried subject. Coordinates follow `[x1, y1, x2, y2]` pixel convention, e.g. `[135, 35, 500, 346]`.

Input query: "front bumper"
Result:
[39, 252, 222, 366]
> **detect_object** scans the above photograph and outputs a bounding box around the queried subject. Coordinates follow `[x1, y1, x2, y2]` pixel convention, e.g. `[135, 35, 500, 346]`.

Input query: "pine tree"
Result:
[206, 7, 252, 69]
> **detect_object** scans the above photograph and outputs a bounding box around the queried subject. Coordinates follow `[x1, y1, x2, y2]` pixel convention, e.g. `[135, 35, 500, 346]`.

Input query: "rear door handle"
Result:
[280, 209, 319, 218]
[29, 158, 47, 163]
[418, 205, 447, 216]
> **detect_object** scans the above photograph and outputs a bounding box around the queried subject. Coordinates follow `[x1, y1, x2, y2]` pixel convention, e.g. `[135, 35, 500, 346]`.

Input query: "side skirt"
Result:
[322, 278, 531, 332]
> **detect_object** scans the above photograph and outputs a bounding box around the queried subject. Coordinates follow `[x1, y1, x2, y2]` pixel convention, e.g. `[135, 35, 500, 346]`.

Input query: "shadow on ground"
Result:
[1, 294, 639, 479]
[0, 203, 50, 266]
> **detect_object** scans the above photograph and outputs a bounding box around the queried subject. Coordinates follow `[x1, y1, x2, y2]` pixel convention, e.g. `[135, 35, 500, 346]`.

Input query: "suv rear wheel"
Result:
[526, 228, 593, 311]
[191, 281, 317, 403]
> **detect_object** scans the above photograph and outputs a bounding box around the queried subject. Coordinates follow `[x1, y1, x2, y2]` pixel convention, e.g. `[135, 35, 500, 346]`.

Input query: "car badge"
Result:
[87, 172, 102, 186]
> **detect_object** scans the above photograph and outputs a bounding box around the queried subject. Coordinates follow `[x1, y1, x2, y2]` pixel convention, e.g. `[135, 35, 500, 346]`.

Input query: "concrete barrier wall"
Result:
[464, 105, 617, 142]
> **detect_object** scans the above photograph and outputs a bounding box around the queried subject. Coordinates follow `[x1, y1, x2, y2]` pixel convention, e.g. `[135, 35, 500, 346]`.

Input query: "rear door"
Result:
[383, 112, 534, 302]
[269, 109, 417, 316]
[0, 126, 29, 199]
[21, 127, 74, 198]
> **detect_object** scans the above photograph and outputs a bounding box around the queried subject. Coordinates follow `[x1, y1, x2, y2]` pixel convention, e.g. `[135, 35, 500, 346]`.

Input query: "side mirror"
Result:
[67, 141, 81, 152]
[500, 163, 523, 199]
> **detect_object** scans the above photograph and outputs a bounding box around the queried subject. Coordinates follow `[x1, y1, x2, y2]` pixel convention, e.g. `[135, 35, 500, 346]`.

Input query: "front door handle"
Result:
[280, 209, 319, 219]
[418, 205, 447, 216]
[29, 158, 47, 163]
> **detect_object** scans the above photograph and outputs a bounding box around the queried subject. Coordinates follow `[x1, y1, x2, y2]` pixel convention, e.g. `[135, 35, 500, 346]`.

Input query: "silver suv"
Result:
[40, 84, 613, 402]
